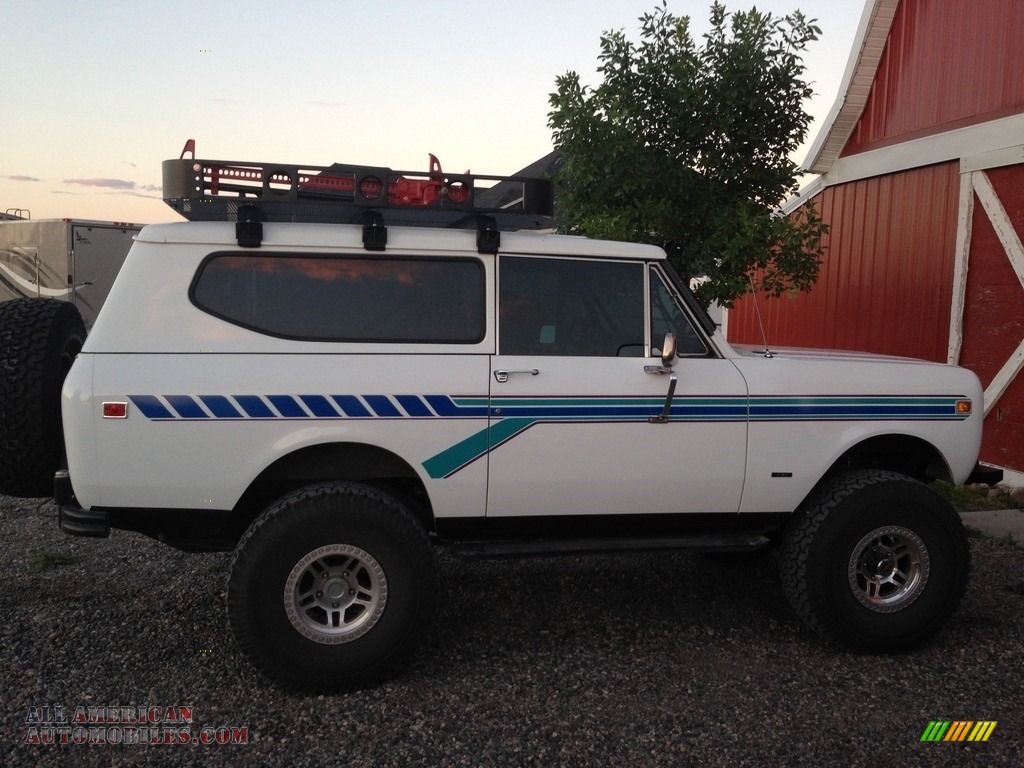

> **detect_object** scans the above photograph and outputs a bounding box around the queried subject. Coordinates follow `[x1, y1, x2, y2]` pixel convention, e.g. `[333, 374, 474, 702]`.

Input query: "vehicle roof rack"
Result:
[162, 140, 555, 250]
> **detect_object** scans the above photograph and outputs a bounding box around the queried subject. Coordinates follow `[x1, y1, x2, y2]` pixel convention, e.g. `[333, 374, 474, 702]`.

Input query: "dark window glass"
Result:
[649, 269, 708, 356]
[500, 256, 644, 356]
[191, 253, 484, 343]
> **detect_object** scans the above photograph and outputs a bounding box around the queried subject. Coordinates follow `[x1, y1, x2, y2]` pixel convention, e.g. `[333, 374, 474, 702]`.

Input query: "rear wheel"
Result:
[0, 299, 86, 497]
[779, 470, 969, 651]
[226, 482, 436, 691]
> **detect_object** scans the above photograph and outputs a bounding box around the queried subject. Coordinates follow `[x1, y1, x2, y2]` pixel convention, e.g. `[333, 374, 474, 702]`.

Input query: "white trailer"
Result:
[0, 216, 141, 328]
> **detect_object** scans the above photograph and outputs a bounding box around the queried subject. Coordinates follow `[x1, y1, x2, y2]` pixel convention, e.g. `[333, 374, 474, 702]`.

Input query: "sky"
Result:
[1, 0, 864, 224]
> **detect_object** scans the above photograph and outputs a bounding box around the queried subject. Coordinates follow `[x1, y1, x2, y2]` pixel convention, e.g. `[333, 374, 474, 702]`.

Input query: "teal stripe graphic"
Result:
[422, 418, 532, 479]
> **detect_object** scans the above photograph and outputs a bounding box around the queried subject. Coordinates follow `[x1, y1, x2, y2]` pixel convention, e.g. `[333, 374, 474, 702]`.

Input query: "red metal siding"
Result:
[980, 377, 1024, 471]
[958, 165, 1024, 471]
[729, 163, 959, 361]
[843, 0, 1024, 154]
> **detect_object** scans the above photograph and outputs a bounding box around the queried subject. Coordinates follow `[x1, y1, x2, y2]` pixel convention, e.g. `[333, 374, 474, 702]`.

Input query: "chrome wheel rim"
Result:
[847, 526, 929, 613]
[284, 544, 387, 644]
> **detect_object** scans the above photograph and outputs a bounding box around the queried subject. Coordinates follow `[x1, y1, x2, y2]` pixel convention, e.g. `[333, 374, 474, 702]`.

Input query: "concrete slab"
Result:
[958, 508, 1024, 541]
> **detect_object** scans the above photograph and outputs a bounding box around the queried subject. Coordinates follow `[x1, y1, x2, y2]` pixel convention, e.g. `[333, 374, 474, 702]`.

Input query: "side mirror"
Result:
[661, 332, 677, 367]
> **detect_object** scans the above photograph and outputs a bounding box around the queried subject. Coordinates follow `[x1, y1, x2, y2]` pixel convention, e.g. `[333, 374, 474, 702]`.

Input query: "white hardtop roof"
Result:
[136, 221, 666, 260]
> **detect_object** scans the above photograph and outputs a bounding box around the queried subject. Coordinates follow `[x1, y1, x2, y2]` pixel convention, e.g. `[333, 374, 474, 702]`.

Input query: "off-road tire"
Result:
[0, 299, 86, 497]
[226, 482, 437, 692]
[779, 470, 969, 652]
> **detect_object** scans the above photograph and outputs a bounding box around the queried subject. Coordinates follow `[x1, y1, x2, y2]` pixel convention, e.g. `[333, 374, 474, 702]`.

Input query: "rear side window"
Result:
[191, 253, 485, 343]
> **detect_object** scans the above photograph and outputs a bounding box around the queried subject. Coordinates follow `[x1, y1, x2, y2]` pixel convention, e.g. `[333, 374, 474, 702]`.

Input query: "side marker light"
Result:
[102, 402, 128, 419]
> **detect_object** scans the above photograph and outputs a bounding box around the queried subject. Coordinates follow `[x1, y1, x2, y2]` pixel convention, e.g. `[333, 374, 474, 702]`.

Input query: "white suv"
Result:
[0, 143, 997, 691]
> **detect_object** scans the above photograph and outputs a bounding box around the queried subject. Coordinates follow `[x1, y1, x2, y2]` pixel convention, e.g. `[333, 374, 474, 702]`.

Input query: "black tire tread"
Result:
[226, 481, 436, 692]
[779, 469, 969, 651]
[0, 298, 85, 497]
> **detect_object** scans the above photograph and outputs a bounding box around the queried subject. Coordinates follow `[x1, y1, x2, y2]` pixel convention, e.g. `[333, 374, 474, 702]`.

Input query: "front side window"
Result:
[191, 253, 484, 343]
[499, 256, 644, 356]
[649, 268, 708, 356]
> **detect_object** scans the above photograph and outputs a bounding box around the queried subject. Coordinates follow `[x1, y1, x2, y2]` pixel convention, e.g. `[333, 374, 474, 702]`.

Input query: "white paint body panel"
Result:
[62, 220, 986, 527]
[67, 354, 490, 515]
[731, 347, 984, 513]
[485, 357, 748, 516]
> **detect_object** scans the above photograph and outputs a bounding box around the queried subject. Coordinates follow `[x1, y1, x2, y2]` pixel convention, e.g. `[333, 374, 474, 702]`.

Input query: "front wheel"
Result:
[227, 482, 436, 691]
[779, 470, 970, 652]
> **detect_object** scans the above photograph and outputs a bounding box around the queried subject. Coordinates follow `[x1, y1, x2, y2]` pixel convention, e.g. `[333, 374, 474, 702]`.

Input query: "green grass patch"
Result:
[30, 550, 80, 573]
[932, 481, 1018, 513]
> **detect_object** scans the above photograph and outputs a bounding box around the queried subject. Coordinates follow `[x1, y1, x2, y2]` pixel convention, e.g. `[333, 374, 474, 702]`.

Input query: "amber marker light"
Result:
[102, 402, 128, 419]
[955, 400, 972, 415]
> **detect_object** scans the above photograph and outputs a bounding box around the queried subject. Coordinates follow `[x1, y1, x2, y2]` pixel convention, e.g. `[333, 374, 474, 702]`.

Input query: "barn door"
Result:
[948, 151, 1024, 475]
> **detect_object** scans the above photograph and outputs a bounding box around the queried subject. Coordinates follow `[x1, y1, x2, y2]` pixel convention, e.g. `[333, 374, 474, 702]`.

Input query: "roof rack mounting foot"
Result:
[236, 204, 263, 248]
[476, 215, 499, 254]
[362, 210, 387, 251]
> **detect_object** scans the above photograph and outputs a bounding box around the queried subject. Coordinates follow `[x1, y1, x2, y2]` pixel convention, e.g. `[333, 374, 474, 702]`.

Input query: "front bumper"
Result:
[965, 462, 1004, 486]
[54, 469, 109, 538]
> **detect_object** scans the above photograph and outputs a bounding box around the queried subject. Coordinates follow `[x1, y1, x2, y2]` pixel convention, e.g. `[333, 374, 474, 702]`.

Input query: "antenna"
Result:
[747, 274, 774, 359]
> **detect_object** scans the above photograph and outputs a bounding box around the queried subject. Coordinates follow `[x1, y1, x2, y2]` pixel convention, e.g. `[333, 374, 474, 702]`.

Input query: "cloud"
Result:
[308, 100, 342, 107]
[109, 190, 162, 200]
[64, 178, 136, 190]
[5, 175, 42, 182]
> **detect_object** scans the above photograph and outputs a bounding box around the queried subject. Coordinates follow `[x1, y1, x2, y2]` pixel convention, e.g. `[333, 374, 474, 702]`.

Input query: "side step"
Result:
[438, 534, 772, 560]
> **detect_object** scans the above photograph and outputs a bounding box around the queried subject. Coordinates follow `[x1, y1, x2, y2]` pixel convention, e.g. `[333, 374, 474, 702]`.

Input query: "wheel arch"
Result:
[223, 442, 435, 543]
[823, 433, 952, 488]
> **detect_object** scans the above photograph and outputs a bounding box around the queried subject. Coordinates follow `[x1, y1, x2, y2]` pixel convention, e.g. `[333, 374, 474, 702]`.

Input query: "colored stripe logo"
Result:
[127, 394, 970, 423]
[125, 393, 971, 479]
[920, 721, 997, 742]
[127, 394, 489, 421]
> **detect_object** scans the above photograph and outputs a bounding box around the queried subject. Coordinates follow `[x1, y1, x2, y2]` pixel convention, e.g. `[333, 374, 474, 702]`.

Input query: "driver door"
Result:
[486, 254, 748, 517]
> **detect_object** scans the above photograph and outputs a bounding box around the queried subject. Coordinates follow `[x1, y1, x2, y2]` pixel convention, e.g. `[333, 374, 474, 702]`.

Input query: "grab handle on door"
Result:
[494, 368, 540, 383]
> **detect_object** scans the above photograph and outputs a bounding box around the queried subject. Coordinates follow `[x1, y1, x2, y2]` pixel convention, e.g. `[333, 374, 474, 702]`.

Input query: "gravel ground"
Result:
[2, 494, 1022, 767]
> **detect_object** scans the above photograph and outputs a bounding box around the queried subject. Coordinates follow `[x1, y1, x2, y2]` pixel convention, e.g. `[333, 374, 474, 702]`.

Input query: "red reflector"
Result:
[102, 402, 128, 419]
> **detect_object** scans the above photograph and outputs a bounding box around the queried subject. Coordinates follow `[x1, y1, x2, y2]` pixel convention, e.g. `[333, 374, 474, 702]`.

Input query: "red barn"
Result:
[727, 0, 1024, 483]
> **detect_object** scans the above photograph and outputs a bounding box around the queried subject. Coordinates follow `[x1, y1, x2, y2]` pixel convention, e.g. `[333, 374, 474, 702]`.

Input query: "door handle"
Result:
[494, 368, 539, 383]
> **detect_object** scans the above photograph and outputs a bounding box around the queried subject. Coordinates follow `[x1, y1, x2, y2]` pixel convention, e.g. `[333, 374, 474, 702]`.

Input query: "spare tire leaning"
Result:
[0, 299, 86, 498]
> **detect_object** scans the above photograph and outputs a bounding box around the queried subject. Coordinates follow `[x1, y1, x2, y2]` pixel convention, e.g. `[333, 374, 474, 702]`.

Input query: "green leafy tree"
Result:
[548, 1, 828, 307]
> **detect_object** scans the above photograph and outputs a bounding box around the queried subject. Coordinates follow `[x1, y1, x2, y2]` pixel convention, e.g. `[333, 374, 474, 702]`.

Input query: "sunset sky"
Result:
[1, 0, 863, 224]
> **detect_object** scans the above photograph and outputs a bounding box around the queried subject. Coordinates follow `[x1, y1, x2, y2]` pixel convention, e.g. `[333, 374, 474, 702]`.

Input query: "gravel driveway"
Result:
[2, 495, 1022, 767]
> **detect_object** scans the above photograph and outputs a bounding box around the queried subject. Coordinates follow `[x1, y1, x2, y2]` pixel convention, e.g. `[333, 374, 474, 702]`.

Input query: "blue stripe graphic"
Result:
[364, 395, 401, 417]
[234, 395, 275, 418]
[129, 395, 174, 420]
[200, 395, 243, 419]
[166, 395, 208, 419]
[396, 395, 433, 417]
[268, 395, 307, 418]
[332, 395, 371, 417]
[300, 395, 339, 417]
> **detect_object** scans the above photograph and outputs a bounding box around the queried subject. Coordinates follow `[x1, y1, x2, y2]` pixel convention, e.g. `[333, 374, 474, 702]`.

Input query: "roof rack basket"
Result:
[162, 140, 555, 235]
